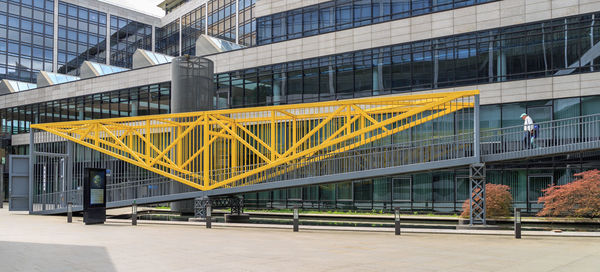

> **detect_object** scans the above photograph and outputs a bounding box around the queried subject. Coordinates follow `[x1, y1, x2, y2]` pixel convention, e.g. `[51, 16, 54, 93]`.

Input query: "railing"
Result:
[481, 113, 600, 159]
[229, 133, 475, 187]
[31, 176, 174, 213]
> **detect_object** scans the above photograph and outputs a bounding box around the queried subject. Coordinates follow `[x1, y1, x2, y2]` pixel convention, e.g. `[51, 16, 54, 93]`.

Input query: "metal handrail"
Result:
[481, 113, 600, 156]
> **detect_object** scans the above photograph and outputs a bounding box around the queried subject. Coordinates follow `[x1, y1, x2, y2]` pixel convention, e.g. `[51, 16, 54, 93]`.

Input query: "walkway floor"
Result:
[1, 208, 599, 272]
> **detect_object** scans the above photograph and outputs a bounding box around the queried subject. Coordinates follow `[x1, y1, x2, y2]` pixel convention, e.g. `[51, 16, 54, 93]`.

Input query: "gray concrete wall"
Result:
[254, 0, 329, 18]
[405, 72, 599, 105]
[0, 64, 171, 110]
[207, 0, 600, 74]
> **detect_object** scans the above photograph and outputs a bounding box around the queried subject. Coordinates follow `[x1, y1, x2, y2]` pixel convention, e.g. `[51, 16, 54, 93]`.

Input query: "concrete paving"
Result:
[1, 207, 599, 272]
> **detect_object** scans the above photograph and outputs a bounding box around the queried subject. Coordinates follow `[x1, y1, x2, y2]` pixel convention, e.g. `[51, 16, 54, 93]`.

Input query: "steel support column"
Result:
[194, 196, 244, 218]
[28, 130, 34, 213]
[474, 94, 480, 162]
[469, 163, 486, 225]
[194, 196, 210, 218]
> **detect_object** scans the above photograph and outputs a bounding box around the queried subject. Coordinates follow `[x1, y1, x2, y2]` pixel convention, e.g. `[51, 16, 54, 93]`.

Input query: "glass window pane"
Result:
[393, 177, 411, 201]
[582, 96, 600, 115]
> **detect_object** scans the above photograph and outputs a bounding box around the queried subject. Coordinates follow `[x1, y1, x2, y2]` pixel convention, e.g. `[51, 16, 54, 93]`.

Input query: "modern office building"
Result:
[2, 0, 600, 215]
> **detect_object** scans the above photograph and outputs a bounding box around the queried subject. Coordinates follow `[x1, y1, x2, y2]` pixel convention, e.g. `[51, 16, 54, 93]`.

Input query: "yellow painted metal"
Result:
[31, 90, 478, 191]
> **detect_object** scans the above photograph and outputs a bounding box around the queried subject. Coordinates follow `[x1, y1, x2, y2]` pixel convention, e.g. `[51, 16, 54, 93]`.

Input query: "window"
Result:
[335, 0, 353, 30]
[395, 177, 414, 203]
[303, 6, 318, 36]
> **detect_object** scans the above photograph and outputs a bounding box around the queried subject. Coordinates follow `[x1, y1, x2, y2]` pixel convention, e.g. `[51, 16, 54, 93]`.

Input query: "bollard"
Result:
[293, 206, 299, 232]
[0, 167, 3, 209]
[67, 202, 73, 223]
[206, 204, 212, 229]
[132, 200, 137, 226]
[394, 207, 401, 236]
[514, 207, 521, 239]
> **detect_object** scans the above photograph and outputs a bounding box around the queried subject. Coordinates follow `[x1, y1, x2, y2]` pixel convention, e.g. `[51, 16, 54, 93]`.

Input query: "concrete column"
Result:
[235, 0, 239, 44]
[178, 18, 182, 56]
[52, 0, 58, 72]
[169, 56, 214, 213]
[205, 4, 208, 35]
[152, 25, 156, 52]
[106, 12, 111, 65]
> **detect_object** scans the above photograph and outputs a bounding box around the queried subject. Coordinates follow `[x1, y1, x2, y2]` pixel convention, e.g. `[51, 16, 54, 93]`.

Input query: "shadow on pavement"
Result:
[0, 241, 116, 272]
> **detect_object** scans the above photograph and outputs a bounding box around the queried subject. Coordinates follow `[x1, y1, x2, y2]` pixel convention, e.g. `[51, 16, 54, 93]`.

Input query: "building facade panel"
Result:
[0, 63, 170, 109]
[255, 0, 498, 46]
[209, 0, 600, 73]
[211, 13, 600, 109]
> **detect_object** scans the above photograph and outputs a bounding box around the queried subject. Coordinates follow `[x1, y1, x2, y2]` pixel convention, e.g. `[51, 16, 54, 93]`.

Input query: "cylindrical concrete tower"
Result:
[171, 56, 214, 113]
[170, 56, 214, 213]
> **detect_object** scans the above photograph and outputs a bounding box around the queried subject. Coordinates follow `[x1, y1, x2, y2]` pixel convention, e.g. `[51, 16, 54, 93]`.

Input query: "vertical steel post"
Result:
[469, 163, 486, 225]
[293, 206, 299, 232]
[474, 94, 481, 162]
[395, 207, 401, 236]
[514, 208, 521, 239]
[29, 130, 35, 213]
[67, 202, 73, 223]
[132, 200, 137, 226]
[66, 142, 73, 207]
[206, 203, 212, 229]
[0, 166, 3, 209]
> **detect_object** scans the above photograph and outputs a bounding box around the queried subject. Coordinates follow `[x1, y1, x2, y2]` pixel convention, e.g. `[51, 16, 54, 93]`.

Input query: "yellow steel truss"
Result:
[31, 90, 478, 191]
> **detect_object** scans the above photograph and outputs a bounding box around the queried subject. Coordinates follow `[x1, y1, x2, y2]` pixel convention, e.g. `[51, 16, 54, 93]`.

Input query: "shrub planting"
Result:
[537, 170, 600, 218]
[460, 184, 513, 218]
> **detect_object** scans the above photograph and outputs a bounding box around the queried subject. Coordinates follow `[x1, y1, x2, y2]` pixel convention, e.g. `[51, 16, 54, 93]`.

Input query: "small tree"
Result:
[460, 184, 513, 218]
[537, 169, 600, 218]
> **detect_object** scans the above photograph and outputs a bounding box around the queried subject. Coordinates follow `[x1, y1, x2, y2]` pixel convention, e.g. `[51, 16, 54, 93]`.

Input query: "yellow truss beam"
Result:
[31, 90, 479, 191]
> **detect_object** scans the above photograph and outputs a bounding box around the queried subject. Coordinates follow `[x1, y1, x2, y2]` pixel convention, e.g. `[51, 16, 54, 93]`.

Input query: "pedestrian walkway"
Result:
[1, 207, 599, 272]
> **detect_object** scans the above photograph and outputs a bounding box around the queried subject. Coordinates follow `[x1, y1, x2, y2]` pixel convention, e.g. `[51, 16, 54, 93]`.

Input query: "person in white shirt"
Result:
[521, 113, 534, 148]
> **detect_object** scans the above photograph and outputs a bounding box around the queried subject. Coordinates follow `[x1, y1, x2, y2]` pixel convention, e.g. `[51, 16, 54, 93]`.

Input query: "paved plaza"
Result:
[0, 207, 599, 272]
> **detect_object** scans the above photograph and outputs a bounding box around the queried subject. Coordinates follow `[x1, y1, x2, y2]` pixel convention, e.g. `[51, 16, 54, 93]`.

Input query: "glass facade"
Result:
[222, 13, 600, 108]
[158, 0, 256, 56]
[181, 5, 205, 56]
[156, 19, 180, 56]
[256, 0, 497, 46]
[109, 15, 153, 68]
[0, 82, 171, 136]
[237, 0, 255, 47]
[207, 0, 236, 42]
[0, 0, 54, 82]
[57, 1, 107, 75]
[242, 151, 600, 213]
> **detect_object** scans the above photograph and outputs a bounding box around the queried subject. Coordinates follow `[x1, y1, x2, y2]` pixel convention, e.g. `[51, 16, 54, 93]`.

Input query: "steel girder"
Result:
[30, 90, 478, 191]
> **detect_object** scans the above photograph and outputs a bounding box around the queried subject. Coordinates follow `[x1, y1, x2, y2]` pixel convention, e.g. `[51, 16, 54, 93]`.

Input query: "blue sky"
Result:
[100, 0, 165, 17]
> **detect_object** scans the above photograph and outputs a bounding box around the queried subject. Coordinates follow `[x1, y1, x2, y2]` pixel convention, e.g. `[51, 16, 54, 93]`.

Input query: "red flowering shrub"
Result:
[460, 184, 513, 218]
[537, 170, 600, 218]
